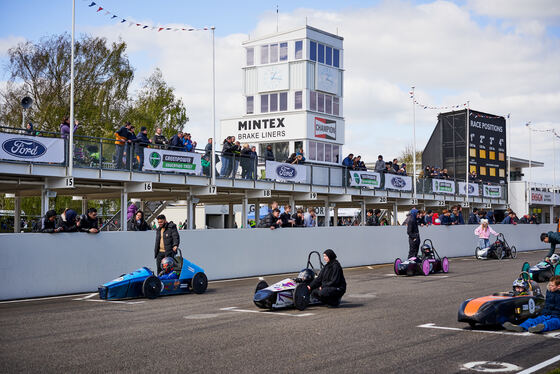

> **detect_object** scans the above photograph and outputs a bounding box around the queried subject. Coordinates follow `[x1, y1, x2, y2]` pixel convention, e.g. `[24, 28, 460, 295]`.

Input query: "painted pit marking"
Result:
[220, 307, 314, 317]
[418, 323, 560, 339]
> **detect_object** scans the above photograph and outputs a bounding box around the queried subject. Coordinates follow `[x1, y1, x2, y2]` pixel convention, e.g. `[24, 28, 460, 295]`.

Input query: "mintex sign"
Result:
[314, 117, 336, 140]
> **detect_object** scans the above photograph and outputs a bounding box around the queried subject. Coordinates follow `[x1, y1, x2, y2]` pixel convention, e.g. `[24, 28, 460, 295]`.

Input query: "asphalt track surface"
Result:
[1, 250, 559, 374]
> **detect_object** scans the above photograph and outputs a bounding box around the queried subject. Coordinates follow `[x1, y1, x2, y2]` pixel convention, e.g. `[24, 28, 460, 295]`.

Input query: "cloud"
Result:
[85, 0, 559, 184]
[0, 35, 25, 57]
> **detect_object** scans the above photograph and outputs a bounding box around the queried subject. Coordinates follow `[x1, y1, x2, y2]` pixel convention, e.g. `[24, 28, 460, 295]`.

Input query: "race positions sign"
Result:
[469, 110, 506, 184]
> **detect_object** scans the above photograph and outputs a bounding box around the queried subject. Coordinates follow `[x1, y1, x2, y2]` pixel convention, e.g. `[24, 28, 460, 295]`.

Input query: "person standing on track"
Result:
[407, 208, 420, 259]
[154, 215, 180, 273]
[307, 249, 346, 307]
[541, 231, 560, 258]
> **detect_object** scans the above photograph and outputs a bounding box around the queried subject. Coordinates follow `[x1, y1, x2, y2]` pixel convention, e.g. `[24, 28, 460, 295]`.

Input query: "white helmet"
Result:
[550, 254, 560, 265]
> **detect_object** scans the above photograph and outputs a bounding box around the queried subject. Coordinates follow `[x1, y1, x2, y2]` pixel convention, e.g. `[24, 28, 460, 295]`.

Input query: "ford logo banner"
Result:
[391, 176, 406, 188]
[2, 138, 47, 159]
[276, 165, 297, 179]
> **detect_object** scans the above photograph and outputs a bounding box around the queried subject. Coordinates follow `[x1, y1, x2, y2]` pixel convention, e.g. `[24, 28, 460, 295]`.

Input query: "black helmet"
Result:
[297, 269, 315, 283]
[421, 244, 432, 255]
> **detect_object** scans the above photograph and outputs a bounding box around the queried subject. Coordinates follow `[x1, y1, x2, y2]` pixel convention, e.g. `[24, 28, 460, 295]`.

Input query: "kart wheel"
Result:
[521, 261, 531, 274]
[293, 284, 310, 311]
[421, 259, 430, 276]
[255, 280, 268, 293]
[142, 275, 161, 299]
[496, 247, 503, 260]
[393, 258, 402, 276]
[191, 272, 208, 294]
[510, 246, 517, 259]
[468, 322, 476, 329]
[474, 247, 480, 260]
[442, 257, 449, 273]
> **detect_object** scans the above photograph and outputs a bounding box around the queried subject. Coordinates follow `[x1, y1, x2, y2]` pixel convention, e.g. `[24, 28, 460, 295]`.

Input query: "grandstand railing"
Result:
[0, 125, 507, 200]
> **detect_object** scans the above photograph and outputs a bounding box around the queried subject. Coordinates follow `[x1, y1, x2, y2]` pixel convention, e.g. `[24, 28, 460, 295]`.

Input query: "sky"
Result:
[1, 0, 559, 184]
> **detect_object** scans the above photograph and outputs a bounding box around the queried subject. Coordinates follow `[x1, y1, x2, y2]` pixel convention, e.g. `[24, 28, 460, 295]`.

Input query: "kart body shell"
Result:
[394, 239, 449, 276]
[98, 250, 207, 300]
[522, 261, 560, 283]
[475, 233, 517, 260]
[458, 294, 544, 327]
[253, 251, 325, 311]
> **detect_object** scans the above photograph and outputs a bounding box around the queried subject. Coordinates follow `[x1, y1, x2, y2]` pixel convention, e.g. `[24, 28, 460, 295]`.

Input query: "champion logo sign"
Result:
[314, 117, 336, 140]
[2, 138, 47, 158]
[276, 165, 297, 178]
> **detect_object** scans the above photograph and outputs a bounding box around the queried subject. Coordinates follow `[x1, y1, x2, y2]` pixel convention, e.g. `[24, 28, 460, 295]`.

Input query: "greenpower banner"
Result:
[143, 148, 202, 175]
[483, 185, 502, 198]
[349, 170, 381, 188]
[432, 179, 456, 194]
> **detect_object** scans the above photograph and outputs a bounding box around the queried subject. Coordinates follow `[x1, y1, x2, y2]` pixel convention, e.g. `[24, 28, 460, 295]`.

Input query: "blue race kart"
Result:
[98, 250, 208, 300]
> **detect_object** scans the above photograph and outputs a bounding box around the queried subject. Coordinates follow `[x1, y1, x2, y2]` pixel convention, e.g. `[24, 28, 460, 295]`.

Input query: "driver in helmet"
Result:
[158, 257, 179, 280]
[512, 279, 529, 296]
[546, 253, 559, 266]
[307, 249, 346, 307]
[421, 243, 434, 259]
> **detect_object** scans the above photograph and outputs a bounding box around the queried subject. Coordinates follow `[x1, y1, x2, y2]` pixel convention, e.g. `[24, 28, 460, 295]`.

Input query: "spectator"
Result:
[385, 162, 395, 174]
[371, 209, 382, 226]
[57, 209, 79, 232]
[424, 210, 433, 225]
[456, 205, 465, 224]
[60, 116, 79, 139]
[375, 155, 385, 173]
[183, 133, 196, 152]
[441, 210, 453, 225]
[264, 144, 274, 161]
[240, 143, 252, 179]
[231, 138, 241, 176]
[293, 209, 305, 227]
[468, 207, 480, 224]
[25, 122, 35, 136]
[151, 127, 168, 147]
[127, 203, 138, 221]
[441, 169, 449, 179]
[114, 121, 132, 169]
[486, 211, 495, 224]
[304, 208, 316, 227]
[296, 148, 306, 162]
[128, 210, 150, 231]
[220, 137, 233, 177]
[78, 207, 99, 233]
[391, 158, 399, 173]
[342, 153, 354, 168]
[249, 146, 258, 179]
[474, 219, 498, 249]
[530, 214, 539, 224]
[154, 214, 180, 273]
[204, 138, 213, 158]
[501, 211, 517, 224]
[169, 131, 184, 151]
[416, 210, 426, 226]
[259, 208, 282, 230]
[39, 210, 62, 233]
[280, 205, 296, 227]
[134, 126, 150, 171]
[365, 209, 375, 226]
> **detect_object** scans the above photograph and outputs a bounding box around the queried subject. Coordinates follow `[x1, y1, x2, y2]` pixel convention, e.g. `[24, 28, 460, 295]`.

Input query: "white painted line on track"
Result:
[0, 293, 92, 304]
[517, 354, 560, 374]
[72, 298, 145, 305]
[220, 307, 314, 317]
[417, 323, 560, 339]
[73, 293, 97, 300]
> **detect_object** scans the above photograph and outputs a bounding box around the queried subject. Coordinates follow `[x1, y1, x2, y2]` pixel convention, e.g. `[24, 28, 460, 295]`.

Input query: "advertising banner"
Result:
[482, 185, 502, 198]
[349, 170, 381, 189]
[0, 133, 65, 163]
[384, 174, 412, 191]
[432, 179, 456, 194]
[265, 161, 307, 183]
[143, 148, 201, 174]
[457, 182, 480, 196]
[531, 191, 554, 205]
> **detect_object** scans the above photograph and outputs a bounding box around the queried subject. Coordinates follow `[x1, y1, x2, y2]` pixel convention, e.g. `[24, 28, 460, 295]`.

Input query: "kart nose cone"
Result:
[253, 289, 275, 309]
[98, 286, 108, 300]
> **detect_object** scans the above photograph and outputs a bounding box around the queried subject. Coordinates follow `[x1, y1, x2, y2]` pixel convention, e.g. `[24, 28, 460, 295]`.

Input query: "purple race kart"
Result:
[394, 239, 449, 276]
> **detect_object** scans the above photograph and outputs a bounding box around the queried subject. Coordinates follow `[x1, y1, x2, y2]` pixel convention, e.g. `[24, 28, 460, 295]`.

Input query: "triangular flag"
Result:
[121, 19, 126, 23]
[158, 27, 164, 32]
[97, 6, 103, 12]
[143, 25, 148, 29]
[111, 15, 117, 19]
[88, 2, 96, 7]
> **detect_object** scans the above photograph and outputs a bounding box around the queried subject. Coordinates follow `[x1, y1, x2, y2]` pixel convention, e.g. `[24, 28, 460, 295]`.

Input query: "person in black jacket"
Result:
[40, 210, 62, 233]
[154, 215, 180, 273]
[264, 144, 274, 161]
[259, 208, 282, 230]
[134, 126, 151, 171]
[128, 210, 150, 231]
[307, 249, 346, 307]
[280, 205, 295, 227]
[468, 208, 480, 224]
[220, 137, 233, 177]
[78, 208, 99, 233]
[407, 208, 420, 258]
[57, 209, 79, 232]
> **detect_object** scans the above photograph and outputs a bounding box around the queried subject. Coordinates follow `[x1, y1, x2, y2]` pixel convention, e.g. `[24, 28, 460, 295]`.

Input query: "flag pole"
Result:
[211, 27, 216, 186]
[69, 0, 76, 176]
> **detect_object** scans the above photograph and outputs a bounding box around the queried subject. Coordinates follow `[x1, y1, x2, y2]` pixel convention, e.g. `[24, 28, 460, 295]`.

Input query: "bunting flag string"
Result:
[471, 113, 506, 119]
[408, 94, 467, 111]
[84, 0, 212, 32]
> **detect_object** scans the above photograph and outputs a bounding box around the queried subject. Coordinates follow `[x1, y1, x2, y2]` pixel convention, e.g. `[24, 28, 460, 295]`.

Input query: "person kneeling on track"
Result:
[541, 231, 560, 258]
[503, 275, 560, 333]
[307, 249, 346, 307]
[158, 257, 179, 280]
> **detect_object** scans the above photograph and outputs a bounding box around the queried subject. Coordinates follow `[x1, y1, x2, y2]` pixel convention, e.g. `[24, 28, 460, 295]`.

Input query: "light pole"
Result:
[211, 27, 216, 186]
[465, 101, 470, 204]
[411, 86, 416, 199]
[69, 0, 76, 176]
[507, 114, 511, 207]
[526, 122, 532, 214]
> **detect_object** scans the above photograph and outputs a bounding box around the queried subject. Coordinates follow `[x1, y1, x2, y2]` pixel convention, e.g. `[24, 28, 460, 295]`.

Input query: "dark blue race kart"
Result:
[98, 250, 208, 300]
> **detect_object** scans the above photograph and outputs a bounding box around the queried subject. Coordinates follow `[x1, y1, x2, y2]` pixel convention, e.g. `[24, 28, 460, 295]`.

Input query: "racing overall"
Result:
[519, 289, 560, 332]
[309, 250, 346, 307]
[407, 209, 420, 259]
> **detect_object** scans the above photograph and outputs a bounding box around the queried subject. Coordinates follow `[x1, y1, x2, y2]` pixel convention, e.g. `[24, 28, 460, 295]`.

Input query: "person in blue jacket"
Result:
[158, 257, 179, 280]
[541, 231, 560, 257]
[503, 276, 560, 333]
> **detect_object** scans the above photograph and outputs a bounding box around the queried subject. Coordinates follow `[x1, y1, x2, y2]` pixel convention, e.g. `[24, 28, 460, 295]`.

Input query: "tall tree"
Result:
[0, 33, 134, 137]
[125, 68, 188, 139]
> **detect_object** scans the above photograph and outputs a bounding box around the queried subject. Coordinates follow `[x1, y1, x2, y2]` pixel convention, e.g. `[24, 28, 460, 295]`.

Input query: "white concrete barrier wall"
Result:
[0, 224, 555, 300]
